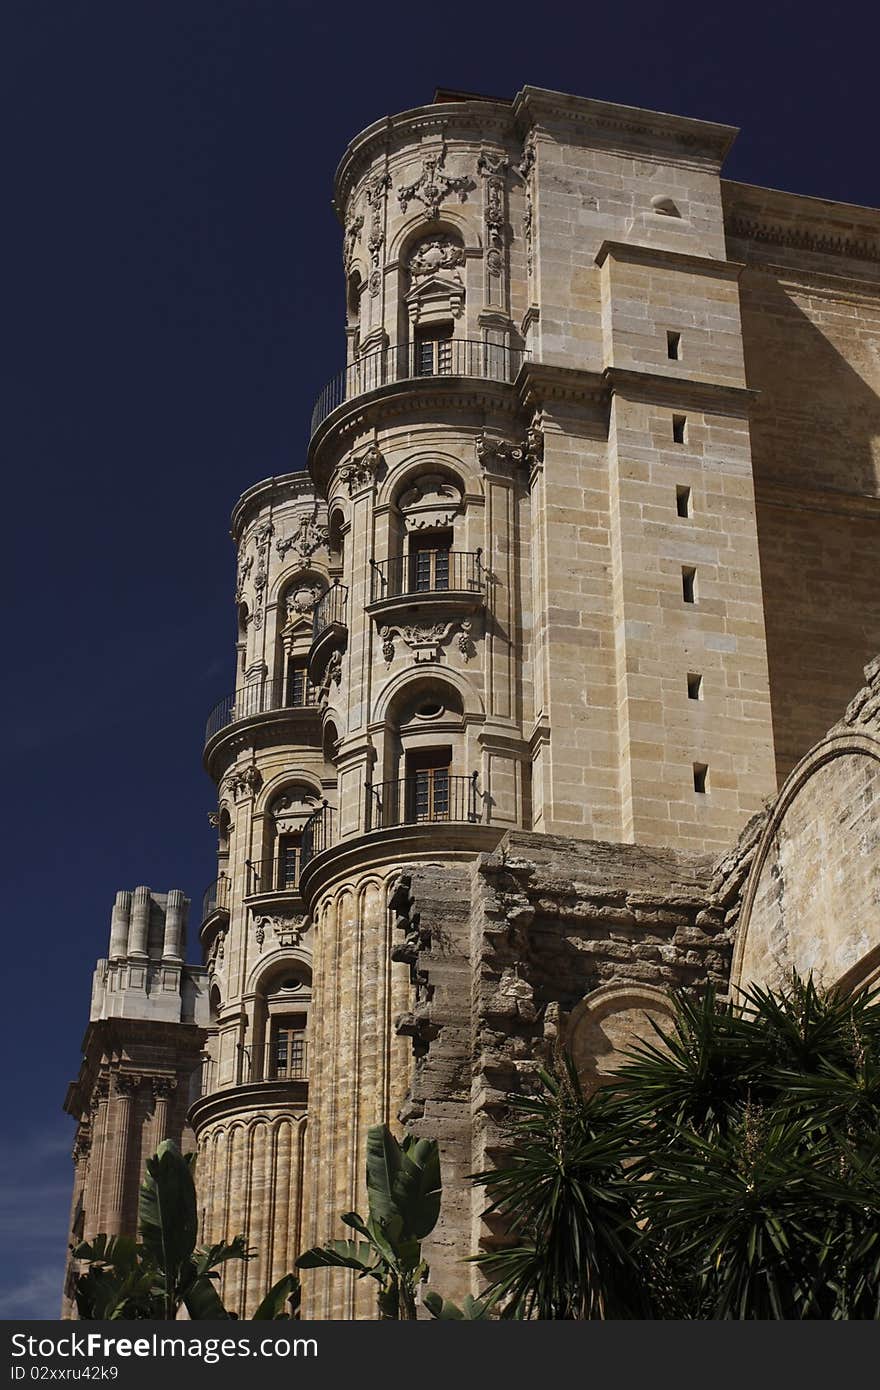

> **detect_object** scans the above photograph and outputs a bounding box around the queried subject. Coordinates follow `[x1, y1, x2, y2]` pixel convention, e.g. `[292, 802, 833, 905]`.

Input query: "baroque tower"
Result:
[65, 87, 880, 1318]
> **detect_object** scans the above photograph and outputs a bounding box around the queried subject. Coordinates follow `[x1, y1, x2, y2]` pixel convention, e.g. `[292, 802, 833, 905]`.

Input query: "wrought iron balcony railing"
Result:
[369, 551, 483, 604]
[201, 874, 231, 923]
[311, 340, 527, 435]
[244, 854, 304, 898]
[366, 774, 482, 831]
[312, 583, 348, 643]
[199, 1040, 308, 1096]
[301, 803, 338, 863]
[204, 677, 320, 746]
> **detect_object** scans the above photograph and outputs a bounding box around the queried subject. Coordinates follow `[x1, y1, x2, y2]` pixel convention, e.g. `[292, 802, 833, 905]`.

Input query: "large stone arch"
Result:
[566, 982, 675, 1094]
[732, 658, 880, 995]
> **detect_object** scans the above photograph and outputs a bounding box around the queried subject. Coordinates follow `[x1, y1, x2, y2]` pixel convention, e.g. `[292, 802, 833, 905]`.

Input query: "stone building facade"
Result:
[64, 86, 880, 1317]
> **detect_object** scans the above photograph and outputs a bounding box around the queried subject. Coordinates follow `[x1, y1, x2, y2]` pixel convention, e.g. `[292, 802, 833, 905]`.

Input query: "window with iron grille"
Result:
[405, 748, 452, 822]
[271, 1017, 307, 1080]
[414, 323, 453, 376]
[276, 834, 302, 890]
[285, 660, 308, 706]
[408, 529, 451, 592]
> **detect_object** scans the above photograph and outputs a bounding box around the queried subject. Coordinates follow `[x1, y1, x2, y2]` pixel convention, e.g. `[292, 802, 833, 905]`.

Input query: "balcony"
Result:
[201, 874, 230, 924]
[199, 1040, 308, 1097]
[204, 677, 320, 750]
[244, 854, 304, 899]
[366, 774, 482, 831]
[311, 340, 527, 437]
[368, 550, 485, 619]
[312, 582, 348, 643]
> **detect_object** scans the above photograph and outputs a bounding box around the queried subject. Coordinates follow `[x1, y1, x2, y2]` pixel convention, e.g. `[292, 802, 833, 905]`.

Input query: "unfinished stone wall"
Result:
[396, 830, 749, 1297]
[732, 656, 880, 994]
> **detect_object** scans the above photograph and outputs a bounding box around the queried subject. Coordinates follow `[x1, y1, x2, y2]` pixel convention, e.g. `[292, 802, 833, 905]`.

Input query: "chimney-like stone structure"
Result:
[62, 889, 208, 1314]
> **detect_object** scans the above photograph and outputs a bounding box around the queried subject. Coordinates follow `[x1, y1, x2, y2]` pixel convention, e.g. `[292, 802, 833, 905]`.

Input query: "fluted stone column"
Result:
[109, 891, 131, 961]
[128, 886, 151, 958]
[162, 890, 185, 961]
[83, 1076, 110, 1241]
[105, 1073, 138, 1236]
[152, 1077, 176, 1146]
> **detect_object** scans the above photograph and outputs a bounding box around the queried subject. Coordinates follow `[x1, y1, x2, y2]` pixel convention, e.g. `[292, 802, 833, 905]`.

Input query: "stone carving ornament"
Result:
[365, 172, 392, 294]
[397, 473, 462, 530]
[475, 426, 544, 471]
[276, 510, 329, 566]
[343, 208, 364, 273]
[478, 150, 508, 278]
[338, 444, 383, 496]
[224, 765, 262, 801]
[379, 621, 467, 665]
[397, 137, 473, 220]
[407, 236, 465, 281]
[253, 913, 308, 952]
[516, 134, 537, 277]
[284, 583, 323, 622]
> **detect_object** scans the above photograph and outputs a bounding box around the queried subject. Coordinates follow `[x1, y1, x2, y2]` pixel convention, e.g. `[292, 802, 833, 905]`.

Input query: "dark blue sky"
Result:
[2, 0, 877, 1318]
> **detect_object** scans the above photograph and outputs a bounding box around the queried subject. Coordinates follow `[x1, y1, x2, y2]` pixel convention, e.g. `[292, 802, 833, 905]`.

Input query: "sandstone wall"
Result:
[733, 657, 880, 994]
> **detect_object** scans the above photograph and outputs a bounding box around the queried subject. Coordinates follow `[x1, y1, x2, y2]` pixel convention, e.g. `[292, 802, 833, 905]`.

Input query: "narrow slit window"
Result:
[667, 331, 681, 360]
[673, 413, 687, 444]
[682, 566, 697, 603]
[676, 485, 692, 518]
[693, 762, 708, 794]
[687, 672, 703, 700]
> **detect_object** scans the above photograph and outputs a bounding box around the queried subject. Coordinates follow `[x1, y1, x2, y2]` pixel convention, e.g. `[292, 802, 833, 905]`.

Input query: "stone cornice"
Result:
[308, 376, 521, 489]
[512, 87, 738, 168]
[230, 472, 318, 545]
[516, 362, 607, 412]
[188, 1079, 308, 1133]
[517, 361, 756, 418]
[722, 179, 880, 269]
[595, 239, 745, 280]
[333, 100, 515, 219]
[603, 367, 757, 417]
[297, 823, 504, 906]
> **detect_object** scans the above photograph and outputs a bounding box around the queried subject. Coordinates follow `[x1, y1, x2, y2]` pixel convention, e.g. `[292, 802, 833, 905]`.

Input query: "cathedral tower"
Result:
[65, 86, 880, 1319]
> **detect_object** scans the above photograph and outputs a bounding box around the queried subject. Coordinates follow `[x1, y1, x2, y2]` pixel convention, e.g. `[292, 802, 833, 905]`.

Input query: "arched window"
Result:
[386, 470, 464, 598]
[259, 785, 322, 893]
[253, 964, 312, 1083]
[276, 579, 323, 707]
[375, 682, 476, 826]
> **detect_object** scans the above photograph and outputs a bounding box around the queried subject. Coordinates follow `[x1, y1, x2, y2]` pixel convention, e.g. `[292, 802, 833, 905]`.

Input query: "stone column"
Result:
[105, 1073, 139, 1236]
[162, 890, 185, 961]
[152, 1077, 176, 1147]
[84, 1076, 110, 1241]
[128, 887, 151, 958]
[109, 891, 132, 961]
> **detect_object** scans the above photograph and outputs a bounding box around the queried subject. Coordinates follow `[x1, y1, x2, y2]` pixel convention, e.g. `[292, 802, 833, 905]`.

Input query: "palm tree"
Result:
[472, 1057, 648, 1319]
[297, 1125, 441, 1319]
[472, 976, 880, 1319]
[72, 1139, 299, 1319]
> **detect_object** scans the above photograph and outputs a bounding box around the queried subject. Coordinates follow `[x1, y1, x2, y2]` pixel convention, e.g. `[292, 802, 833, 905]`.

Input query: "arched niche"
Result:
[732, 732, 880, 995]
[275, 574, 326, 703]
[386, 463, 466, 573]
[378, 676, 469, 818]
[566, 983, 675, 1095]
[397, 223, 466, 363]
[249, 957, 313, 1084]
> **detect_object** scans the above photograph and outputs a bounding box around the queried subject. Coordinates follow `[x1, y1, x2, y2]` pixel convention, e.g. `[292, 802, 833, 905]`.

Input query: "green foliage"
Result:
[473, 976, 880, 1319]
[423, 1291, 493, 1319]
[297, 1124, 441, 1319]
[472, 1057, 649, 1319]
[72, 1140, 299, 1320]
